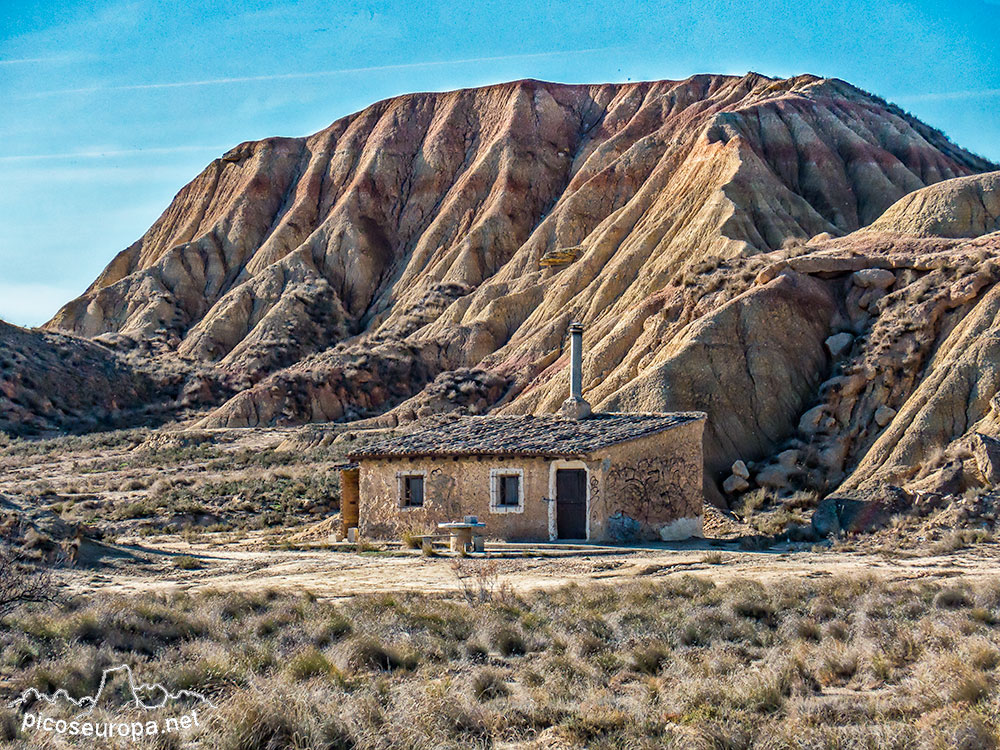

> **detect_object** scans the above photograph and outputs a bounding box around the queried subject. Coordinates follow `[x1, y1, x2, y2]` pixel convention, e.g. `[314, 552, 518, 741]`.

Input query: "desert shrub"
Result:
[630, 641, 671, 674]
[792, 617, 822, 642]
[216, 688, 354, 750]
[576, 631, 608, 656]
[464, 641, 488, 662]
[490, 626, 526, 657]
[470, 667, 509, 701]
[916, 708, 999, 750]
[173, 555, 202, 570]
[342, 636, 416, 672]
[312, 613, 353, 647]
[934, 586, 972, 609]
[730, 586, 775, 624]
[287, 646, 333, 680]
[8, 573, 1000, 747]
[401, 529, 425, 549]
[0, 547, 54, 617]
[0, 707, 18, 742]
[825, 620, 850, 641]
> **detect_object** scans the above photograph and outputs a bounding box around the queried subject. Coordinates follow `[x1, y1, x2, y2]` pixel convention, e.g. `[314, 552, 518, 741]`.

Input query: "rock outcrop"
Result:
[865, 171, 1000, 238]
[590, 271, 836, 499]
[20, 75, 1000, 513]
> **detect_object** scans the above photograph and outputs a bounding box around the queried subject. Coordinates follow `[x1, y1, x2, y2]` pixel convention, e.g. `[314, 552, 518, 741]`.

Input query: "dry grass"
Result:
[2, 575, 1000, 748]
[0, 426, 349, 541]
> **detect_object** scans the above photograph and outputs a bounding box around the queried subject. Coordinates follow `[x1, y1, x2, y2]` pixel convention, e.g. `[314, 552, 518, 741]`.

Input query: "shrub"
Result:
[934, 586, 972, 609]
[732, 596, 774, 623]
[173, 555, 202, 570]
[313, 613, 353, 646]
[794, 617, 822, 642]
[471, 667, 509, 701]
[630, 641, 671, 675]
[0, 708, 17, 742]
[343, 636, 415, 672]
[465, 642, 488, 662]
[401, 529, 424, 549]
[0, 547, 54, 617]
[287, 647, 334, 680]
[490, 627, 526, 657]
[217, 690, 306, 750]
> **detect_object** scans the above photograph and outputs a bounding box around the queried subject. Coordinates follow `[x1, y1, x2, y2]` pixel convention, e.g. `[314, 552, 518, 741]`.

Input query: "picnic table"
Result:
[438, 517, 487, 553]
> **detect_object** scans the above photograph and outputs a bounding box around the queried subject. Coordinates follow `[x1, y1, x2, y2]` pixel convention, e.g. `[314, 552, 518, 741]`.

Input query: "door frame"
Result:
[548, 460, 590, 541]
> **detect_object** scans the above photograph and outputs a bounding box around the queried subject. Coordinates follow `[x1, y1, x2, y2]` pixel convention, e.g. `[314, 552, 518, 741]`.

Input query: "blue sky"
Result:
[2, 0, 998, 327]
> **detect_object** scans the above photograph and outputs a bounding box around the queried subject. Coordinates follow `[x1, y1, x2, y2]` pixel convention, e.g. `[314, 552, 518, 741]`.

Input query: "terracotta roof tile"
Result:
[348, 411, 705, 460]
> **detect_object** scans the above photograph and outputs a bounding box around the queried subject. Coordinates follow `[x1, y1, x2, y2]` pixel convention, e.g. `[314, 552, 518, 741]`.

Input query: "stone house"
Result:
[341, 323, 707, 543]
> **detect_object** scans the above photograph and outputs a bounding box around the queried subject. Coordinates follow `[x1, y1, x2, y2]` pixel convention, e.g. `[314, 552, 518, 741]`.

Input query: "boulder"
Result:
[777, 449, 800, 470]
[824, 332, 854, 358]
[874, 405, 896, 428]
[811, 497, 842, 536]
[723, 474, 750, 494]
[812, 487, 912, 536]
[731, 460, 750, 479]
[970, 432, 1000, 485]
[851, 268, 896, 289]
[755, 464, 791, 490]
[798, 404, 829, 436]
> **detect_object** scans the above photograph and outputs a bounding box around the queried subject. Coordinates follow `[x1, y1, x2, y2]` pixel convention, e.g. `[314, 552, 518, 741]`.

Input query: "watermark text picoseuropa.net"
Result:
[7, 664, 215, 743]
[20, 710, 203, 741]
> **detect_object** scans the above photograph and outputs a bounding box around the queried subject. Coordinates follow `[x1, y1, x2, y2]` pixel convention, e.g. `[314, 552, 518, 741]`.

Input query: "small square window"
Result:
[499, 475, 520, 507]
[490, 469, 523, 513]
[402, 475, 424, 507]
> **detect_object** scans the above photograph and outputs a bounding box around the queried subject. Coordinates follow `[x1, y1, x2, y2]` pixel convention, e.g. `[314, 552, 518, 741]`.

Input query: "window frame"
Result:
[397, 471, 427, 508]
[489, 468, 525, 514]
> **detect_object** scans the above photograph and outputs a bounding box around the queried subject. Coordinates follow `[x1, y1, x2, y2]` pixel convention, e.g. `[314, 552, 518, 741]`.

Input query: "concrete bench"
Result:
[416, 531, 486, 554]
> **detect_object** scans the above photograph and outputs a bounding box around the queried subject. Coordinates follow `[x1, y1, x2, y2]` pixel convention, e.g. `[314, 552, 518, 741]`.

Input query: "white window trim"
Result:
[396, 470, 427, 509]
[489, 468, 525, 514]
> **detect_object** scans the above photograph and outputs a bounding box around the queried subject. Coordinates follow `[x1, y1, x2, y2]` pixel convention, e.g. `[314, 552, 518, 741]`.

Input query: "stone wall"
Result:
[588, 419, 705, 541]
[358, 455, 552, 540]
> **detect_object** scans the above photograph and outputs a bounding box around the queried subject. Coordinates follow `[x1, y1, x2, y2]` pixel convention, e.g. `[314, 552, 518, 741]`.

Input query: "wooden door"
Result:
[556, 469, 587, 539]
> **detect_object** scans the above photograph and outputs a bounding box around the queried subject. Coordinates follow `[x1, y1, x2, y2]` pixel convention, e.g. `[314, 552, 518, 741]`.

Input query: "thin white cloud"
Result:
[26, 46, 623, 98]
[0, 57, 54, 65]
[0, 145, 229, 163]
[0, 53, 85, 65]
[893, 88, 1000, 103]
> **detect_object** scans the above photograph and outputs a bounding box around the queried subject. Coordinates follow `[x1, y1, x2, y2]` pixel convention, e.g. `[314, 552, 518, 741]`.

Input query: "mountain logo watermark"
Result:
[7, 663, 216, 742]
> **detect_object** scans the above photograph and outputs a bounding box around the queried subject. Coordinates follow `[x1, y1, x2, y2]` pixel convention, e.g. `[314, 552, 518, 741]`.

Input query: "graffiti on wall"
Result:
[602, 455, 700, 540]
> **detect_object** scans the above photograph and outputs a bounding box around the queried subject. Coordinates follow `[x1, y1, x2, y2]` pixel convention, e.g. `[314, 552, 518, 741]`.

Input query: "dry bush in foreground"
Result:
[2, 576, 1000, 748]
[0, 545, 55, 617]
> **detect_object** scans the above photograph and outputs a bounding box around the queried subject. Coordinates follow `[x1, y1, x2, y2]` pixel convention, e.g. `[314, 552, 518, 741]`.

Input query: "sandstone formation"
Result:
[24, 75, 1000, 514]
[865, 170, 1000, 238]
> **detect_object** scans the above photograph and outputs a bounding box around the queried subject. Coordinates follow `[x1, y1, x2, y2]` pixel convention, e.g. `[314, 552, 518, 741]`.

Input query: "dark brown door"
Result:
[556, 469, 587, 539]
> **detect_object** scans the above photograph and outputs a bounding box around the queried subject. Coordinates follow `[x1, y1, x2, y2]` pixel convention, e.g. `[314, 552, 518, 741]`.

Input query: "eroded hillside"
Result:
[32, 74, 1000, 505]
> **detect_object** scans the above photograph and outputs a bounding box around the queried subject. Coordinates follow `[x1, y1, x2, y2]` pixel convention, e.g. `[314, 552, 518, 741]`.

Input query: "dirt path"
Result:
[60, 536, 1000, 600]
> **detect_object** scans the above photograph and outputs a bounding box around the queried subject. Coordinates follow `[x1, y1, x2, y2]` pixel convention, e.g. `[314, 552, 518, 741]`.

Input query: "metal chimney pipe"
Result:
[559, 321, 591, 420]
[569, 322, 584, 401]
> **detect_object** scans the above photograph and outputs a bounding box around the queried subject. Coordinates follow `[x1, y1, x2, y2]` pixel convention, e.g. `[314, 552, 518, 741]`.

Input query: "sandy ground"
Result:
[60, 534, 1000, 601]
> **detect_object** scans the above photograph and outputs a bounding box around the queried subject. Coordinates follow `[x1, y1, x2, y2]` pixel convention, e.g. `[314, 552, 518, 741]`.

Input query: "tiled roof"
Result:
[348, 412, 705, 460]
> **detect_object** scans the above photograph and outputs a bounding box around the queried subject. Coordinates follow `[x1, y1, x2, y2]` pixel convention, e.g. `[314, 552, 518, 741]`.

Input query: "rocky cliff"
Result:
[37, 74, 1000, 504]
